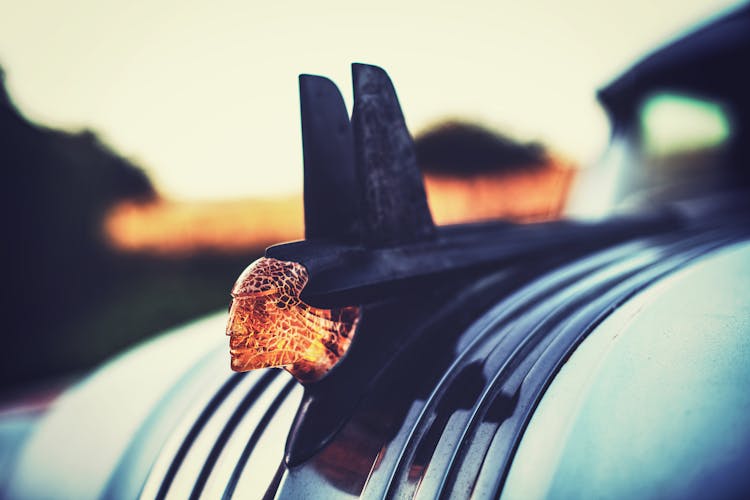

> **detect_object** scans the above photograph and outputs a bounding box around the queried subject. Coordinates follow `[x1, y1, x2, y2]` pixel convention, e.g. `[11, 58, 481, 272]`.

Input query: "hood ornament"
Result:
[225, 62, 432, 383]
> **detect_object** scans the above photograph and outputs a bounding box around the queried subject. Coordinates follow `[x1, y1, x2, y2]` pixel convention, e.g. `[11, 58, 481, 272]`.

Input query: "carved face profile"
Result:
[226, 257, 359, 383]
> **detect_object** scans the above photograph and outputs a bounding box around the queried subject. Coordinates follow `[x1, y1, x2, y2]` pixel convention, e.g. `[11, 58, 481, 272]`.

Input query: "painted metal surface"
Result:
[4, 228, 747, 499]
[504, 241, 750, 499]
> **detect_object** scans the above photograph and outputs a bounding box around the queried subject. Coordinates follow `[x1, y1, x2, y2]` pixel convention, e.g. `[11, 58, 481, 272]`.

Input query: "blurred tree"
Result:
[1, 67, 251, 392]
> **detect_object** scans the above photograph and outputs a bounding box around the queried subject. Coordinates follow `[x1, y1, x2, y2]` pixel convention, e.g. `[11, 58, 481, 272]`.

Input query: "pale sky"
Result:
[0, 0, 741, 200]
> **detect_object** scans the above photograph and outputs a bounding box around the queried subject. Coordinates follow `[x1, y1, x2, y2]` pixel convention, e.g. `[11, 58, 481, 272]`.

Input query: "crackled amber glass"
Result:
[226, 257, 359, 383]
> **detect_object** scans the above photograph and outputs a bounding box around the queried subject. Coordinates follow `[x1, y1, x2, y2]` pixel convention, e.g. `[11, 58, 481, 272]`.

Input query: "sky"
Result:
[0, 0, 741, 201]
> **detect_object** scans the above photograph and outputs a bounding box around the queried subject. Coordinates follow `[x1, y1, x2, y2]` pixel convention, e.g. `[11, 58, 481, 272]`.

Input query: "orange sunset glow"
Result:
[104, 159, 576, 255]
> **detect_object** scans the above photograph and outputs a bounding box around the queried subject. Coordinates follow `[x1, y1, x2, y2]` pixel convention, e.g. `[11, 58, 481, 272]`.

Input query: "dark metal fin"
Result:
[299, 74, 360, 242]
[351, 63, 436, 247]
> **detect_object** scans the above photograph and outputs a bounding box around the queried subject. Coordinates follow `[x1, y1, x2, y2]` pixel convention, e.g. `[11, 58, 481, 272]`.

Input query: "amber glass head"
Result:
[226, 257, 359, 383]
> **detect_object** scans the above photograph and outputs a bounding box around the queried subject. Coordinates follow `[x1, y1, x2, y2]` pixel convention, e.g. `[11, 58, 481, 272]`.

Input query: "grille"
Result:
[138, 368, 302, 499]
